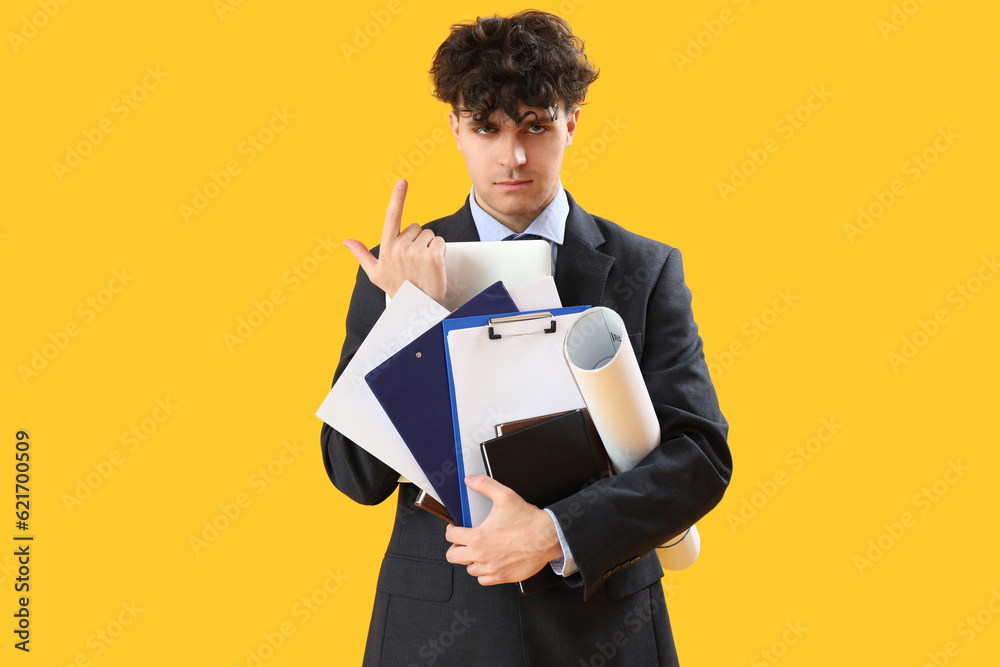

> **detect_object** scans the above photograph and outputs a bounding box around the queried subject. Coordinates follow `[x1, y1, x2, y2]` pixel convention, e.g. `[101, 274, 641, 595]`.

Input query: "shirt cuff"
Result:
[543, 508, 579, 577]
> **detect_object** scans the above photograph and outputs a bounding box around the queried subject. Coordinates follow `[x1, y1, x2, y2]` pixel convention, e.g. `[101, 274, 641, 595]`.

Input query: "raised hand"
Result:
[343, 179, 447, 304]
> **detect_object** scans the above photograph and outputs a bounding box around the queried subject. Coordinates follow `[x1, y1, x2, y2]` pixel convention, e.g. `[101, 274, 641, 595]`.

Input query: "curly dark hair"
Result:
[430, 10, 599, 125]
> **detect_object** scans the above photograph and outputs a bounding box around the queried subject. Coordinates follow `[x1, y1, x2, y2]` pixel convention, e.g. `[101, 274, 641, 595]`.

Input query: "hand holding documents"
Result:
[480, 408, 612, 594]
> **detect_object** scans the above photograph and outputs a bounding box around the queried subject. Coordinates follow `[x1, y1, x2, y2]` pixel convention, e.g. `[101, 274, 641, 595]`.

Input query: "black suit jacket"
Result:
[321, 191, 732, 666]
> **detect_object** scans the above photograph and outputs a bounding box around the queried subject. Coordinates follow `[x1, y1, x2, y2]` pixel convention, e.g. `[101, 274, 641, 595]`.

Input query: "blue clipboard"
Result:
[442, 305, 591, 527]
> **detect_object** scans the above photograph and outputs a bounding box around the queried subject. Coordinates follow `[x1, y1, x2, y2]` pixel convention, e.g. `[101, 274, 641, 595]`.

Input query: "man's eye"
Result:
[474, 126, 497, 135]
[526, 125, 546, 134]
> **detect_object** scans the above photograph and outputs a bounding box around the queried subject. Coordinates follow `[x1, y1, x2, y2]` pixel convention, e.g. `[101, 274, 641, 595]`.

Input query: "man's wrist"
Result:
[536, 508, 563, 562]
[542, 508, 578, 576]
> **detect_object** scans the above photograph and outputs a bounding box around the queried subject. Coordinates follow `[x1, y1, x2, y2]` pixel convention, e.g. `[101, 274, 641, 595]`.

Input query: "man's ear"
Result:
[448, 110, 462, 152]
[564, 107, 581, 148]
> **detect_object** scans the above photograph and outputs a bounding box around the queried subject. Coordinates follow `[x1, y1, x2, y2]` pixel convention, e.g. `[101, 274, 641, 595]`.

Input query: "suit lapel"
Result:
[555, 192, 614, 307]
[438, 198, 481, 242]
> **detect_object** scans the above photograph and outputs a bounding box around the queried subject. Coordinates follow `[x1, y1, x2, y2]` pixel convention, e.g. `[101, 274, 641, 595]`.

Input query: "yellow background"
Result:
[3, 0, 998, 665]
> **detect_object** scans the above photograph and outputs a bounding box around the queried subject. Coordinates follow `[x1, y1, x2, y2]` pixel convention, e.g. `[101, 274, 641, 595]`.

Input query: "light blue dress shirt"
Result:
[467, 183, 579, 577]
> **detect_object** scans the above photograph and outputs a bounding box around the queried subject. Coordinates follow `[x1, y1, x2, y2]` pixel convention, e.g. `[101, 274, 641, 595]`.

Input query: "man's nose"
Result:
[497, 135, 527, 168]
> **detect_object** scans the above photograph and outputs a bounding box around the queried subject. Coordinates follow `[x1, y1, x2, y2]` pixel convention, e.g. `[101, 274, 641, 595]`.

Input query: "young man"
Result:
[322, 10, 732, 666]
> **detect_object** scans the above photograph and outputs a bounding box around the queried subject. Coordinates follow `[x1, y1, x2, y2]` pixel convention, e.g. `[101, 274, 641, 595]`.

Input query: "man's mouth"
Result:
[495, 180, 532, 192]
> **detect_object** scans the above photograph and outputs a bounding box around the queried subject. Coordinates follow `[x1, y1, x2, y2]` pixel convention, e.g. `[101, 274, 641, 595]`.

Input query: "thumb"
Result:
[465, 474, 515, 504]
[342, 239, 378, 279]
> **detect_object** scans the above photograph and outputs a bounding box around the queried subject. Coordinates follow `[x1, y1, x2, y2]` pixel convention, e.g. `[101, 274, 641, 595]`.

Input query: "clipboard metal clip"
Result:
[487, 312, 557, 340]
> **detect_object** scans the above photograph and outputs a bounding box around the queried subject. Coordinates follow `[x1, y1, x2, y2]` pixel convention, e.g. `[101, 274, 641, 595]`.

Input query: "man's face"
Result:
[448, 103, 580, 234]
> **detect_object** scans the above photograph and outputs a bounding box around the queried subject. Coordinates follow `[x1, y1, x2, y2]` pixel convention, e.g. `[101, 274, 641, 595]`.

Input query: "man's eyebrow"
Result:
[466, 110, 554, 129]
[515, 110, 553, 125]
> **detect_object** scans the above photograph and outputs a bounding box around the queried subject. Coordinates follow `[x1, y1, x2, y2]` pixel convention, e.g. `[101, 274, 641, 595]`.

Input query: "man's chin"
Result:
[476, 183, 556, 223]
[487, 186, 541, 205]
[482, 199, 541, 220]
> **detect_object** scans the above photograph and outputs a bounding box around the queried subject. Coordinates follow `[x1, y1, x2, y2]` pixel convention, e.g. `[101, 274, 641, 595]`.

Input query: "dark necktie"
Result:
[502, 233, 544, 241]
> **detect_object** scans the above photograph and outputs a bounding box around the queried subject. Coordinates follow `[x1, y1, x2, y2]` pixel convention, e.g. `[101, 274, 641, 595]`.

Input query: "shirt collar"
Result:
[468, 183, 568, 246]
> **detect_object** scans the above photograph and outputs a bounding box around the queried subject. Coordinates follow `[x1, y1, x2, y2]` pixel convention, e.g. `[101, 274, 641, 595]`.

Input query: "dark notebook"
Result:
[480, 408, 612, 594]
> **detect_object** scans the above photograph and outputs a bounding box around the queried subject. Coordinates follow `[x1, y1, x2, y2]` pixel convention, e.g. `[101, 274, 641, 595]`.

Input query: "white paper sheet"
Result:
[507, 275, 563, 312]
[562, 307, 700, 570]
[316, 281, 449, 501]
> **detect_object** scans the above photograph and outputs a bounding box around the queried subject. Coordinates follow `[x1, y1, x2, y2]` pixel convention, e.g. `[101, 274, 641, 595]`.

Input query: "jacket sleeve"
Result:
[546, 247, 732, 599]
[319, 263, 401, 506]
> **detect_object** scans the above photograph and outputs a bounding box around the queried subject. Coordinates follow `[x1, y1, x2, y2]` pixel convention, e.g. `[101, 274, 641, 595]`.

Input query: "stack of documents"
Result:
[316, 240, 572, 529]
[316, 246, 701, 588]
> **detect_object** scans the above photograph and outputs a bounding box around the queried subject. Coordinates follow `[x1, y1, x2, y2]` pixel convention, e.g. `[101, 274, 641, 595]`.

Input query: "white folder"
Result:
[442, 306, 590, 527]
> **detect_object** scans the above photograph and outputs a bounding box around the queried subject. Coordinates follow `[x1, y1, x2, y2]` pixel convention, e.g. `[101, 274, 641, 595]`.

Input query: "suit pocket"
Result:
[376, 553, 454, 601]
[604, 551, 663, 600]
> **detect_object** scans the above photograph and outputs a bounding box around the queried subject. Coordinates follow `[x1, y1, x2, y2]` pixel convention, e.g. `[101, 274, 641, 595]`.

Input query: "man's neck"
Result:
[472, 190, 556, 234]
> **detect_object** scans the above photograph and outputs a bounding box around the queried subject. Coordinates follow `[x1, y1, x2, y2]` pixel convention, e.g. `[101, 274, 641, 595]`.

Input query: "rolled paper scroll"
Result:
[562, 307, 700, 570]
[657, 525, 700, 571]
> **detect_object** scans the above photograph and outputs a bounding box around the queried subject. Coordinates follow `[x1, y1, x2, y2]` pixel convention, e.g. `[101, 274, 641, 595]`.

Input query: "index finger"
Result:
[381, 179, 408, 248]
